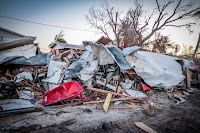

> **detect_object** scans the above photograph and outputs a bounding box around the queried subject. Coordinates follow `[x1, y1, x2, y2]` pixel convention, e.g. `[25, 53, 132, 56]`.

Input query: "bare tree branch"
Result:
[86, 0, 200, 48]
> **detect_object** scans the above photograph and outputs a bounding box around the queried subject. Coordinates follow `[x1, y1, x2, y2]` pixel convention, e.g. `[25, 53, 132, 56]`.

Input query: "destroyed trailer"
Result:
[0, 31, 200, 132]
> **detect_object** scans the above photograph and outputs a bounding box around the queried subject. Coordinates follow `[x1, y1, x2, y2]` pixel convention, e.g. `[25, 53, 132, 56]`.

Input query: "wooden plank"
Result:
[107, 76, 114, 83]
[117, 85, 122, 94]
[135, 122, 157, 133]
[186, 67, 191, 88]
[99, 106, 136, 109]
[86, 87, 146, 99]
[83, 97, 138, 104]
[0, 37, 36, 52]
[193, 32, 200, 57]
[15, 88, 20, 97]
[103, 93, 112, 113]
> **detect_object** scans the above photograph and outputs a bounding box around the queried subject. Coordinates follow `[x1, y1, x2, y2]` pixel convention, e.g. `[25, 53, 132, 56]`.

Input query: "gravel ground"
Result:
[1, 89, 200, 133]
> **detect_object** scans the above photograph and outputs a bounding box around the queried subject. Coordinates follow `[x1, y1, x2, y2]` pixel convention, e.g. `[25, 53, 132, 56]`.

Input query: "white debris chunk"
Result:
[123, 90, 147, 97]
[43, 59, 66, 84]
[19, 90, 34, 99]
[15, 72, 33, 82]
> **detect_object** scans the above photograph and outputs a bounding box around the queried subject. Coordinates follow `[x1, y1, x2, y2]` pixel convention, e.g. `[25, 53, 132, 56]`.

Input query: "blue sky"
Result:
[0, 0, 199, 52]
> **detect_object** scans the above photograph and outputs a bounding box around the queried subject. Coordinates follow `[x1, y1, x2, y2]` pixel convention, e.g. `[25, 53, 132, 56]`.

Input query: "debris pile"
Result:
[0, 39, 200, 116]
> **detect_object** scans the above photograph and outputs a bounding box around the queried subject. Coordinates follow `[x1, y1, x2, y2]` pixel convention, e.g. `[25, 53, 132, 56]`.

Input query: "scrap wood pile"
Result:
[0, 40, 200, 115]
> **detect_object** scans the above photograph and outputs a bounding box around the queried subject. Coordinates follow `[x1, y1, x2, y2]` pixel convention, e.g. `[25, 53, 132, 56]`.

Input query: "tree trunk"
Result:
[123, 30, 128, 48]
[193, 32, 200, 58]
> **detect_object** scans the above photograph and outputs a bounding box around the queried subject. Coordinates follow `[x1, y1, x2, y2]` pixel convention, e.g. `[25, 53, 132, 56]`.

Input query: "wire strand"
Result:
[0, 16, 96, 32]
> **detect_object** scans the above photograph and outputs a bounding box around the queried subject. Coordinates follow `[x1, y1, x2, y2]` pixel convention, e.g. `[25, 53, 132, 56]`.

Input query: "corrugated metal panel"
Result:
[106, 45, 131, 70]
[53, 42, 85, 50]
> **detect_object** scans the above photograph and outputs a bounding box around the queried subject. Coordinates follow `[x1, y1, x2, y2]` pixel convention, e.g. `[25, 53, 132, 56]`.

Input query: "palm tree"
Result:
[49, 31, 67, 48]
[54, 30, 67, 43]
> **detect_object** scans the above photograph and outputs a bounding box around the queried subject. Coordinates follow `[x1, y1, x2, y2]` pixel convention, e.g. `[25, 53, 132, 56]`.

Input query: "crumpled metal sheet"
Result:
[43, 59, 67, 84]
[0, 54, 51, 65]
[79, 60, 98, 81]
[82, 41, 115, 65]
[65, 41, 115, 81]
[64, 59, 87, 79]
[126, 51, 185, 88]
[106, 45, 131, 70]
[0, 44, 37, 63]
[122, 46, 142, 56]
[52, 42, 85, 50]
[80, 45, 94, 62]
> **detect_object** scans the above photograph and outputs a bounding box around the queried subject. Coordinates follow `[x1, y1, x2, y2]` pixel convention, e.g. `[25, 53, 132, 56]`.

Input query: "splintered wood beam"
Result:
[83, 97, 141, 104]
[186, 67, 191, 88]
[86, 87, 146, 99]
[135, 122, 157, 133]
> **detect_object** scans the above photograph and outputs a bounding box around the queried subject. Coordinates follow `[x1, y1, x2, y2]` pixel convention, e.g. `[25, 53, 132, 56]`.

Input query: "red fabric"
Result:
[140, 82, 153, 92]
[42, 81, 85, 105]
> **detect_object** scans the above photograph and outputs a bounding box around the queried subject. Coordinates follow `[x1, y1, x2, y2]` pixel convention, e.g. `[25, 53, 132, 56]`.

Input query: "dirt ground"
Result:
[1, 90, 200, 133]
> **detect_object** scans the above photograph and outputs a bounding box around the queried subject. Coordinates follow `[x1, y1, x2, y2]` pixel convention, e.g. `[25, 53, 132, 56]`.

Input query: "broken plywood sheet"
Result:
[135, 122, 157, 133]
[126, 51, 185, 88]
[0, 37, 36, 52]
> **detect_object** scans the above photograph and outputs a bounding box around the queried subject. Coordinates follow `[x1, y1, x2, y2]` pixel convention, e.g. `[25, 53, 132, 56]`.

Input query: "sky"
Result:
[0, 0, 199, 53]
